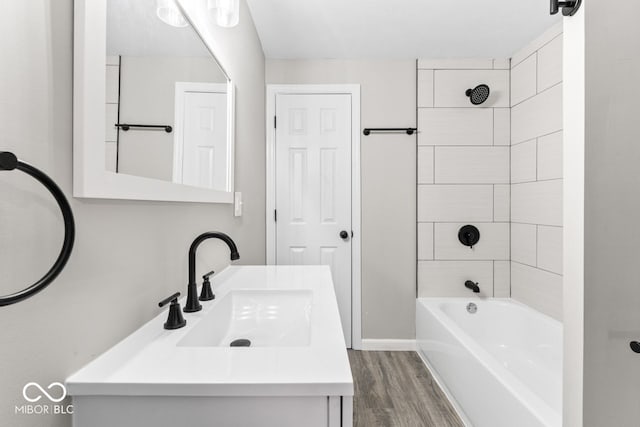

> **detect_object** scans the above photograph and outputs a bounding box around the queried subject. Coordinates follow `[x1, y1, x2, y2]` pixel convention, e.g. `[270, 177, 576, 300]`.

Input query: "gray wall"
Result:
[582, 0, 640, 425]
[0, 1, 265, 426]
[266, 60, 417, 340]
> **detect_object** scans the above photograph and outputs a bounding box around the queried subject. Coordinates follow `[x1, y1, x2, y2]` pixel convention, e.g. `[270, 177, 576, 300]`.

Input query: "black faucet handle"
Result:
[158, 292, 186, 330]
[199, 271, 215, 302]
[159, 292, 181, 307]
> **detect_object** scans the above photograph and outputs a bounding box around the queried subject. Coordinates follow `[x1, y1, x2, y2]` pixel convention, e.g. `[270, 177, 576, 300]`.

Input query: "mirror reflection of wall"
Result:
[105, 0, 230, 191]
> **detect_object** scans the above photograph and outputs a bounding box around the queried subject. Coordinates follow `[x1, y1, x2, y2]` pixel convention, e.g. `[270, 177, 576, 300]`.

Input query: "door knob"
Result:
[339, 230, 349, 240]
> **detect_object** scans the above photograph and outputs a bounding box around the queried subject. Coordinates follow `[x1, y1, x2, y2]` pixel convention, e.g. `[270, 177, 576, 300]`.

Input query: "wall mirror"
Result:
[74, 0, 235, 203]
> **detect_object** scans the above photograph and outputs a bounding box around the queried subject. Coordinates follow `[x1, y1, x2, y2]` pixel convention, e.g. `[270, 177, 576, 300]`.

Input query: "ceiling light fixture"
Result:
[208, 0, 239, 28]
[156, 0, 189, 28]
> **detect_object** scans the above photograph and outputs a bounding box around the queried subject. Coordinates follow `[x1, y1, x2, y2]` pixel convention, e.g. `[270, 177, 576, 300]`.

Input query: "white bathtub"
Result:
[416, 298, 562, 427]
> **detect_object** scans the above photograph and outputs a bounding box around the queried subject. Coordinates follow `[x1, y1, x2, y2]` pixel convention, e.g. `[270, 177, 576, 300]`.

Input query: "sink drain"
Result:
[230, 338, 251, 347]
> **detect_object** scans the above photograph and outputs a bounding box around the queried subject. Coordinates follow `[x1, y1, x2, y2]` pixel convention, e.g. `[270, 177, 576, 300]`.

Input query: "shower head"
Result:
[465, 84, 490, 105]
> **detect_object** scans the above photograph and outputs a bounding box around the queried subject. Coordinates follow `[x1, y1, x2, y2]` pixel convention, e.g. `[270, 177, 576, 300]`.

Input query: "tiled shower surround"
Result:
[417, 23, 563, 320]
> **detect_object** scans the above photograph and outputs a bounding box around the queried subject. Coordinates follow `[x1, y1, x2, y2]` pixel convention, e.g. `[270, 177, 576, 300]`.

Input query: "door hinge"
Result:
[274, 116, 277, 129]
[274, 209, 277, 222]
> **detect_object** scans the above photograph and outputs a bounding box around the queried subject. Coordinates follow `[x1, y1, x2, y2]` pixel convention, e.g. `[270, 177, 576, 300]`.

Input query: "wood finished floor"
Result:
[348, 351, 464, 427]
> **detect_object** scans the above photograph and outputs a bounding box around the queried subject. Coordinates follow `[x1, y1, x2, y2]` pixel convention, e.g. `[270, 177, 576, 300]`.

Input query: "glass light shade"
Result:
[214, 0, 239, 28]
[156, 0, 189, 28]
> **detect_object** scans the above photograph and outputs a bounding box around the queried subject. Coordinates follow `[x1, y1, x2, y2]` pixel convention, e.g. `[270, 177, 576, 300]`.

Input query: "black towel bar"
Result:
[363, 128, 417, 136]
[115, 124, 173, 133]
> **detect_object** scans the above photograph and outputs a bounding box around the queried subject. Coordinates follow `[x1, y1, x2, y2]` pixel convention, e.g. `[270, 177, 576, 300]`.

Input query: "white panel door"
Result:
[275, 94, 352, 347]
[174, 84, 227, 190]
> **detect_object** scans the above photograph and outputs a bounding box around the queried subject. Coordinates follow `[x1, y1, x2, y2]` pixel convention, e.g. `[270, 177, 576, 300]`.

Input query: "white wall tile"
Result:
[434, 70, 510, 108]
[418, 70, 434, 107]
[435, 147, 509, 184]
[511, 139, 537, 183]
[511, 223, 537, 266]
[511, 180, 563, 226]
[105, 141, 117, 172]
[511, 54, 537, 106]
[418, 185, 494, 222]
[511, 83, 563, 144]
[494, 261, 511, 297]
[511, 22, 563, 67]
[494, 108, 510, 145]
[418, 108, 493, 146]
[537, 35, 563, 92]
[511, 262, 563, 320]
[434, 223, 509, 260]
[106, 65, 120, 104]
[417, 147, 434, 184]
[418, 223, 434, 260]
[538, 226, 563, 274]
[418, 58, 494, 70]
[537, 131, 563, 180]
[418, 261, 493, 297]
[493, 185, 510, 222]
[493, 59, 511, 70]
[105, 103, 118, 142]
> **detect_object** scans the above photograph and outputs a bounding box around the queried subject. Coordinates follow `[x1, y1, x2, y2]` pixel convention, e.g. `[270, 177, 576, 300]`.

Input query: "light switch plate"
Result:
[234, 192, 242, 217]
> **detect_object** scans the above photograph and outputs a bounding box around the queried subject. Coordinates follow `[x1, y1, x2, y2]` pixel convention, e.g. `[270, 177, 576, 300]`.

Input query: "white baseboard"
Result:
[360, 339, 416, 351]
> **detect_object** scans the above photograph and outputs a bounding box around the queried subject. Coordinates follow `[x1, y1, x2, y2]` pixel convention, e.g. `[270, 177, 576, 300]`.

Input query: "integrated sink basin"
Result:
[178, 290, 313, 347]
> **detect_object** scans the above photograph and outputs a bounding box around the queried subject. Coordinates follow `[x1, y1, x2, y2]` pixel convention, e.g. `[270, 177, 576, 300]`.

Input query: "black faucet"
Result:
[184, 232, 240, 313]
[465, 280, 480, 293]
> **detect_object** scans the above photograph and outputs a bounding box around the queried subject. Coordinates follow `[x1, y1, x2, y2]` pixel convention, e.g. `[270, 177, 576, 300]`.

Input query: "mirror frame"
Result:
[73, 0, 235, 203]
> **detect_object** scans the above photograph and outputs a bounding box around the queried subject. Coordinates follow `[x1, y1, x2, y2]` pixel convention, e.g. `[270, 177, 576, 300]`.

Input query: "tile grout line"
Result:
[511, 31, 563, 69]
[508, 58, 512, 297]
[510, 80, 562, 110]
[511, 260, 562, 277]
[511, 129, 563, 147]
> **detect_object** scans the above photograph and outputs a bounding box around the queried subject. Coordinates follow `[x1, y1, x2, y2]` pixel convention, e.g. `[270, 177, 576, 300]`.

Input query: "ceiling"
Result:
[107, 0, 211, 57]
[246, 0, 561, 59]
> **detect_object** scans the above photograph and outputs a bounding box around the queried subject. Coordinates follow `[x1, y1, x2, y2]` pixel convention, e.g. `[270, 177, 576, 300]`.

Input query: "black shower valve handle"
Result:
[465, 234, 474, 249]
[458, 225, 480, 250]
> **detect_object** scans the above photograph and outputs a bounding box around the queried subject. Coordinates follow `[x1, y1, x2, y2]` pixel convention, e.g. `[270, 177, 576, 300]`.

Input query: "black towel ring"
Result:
[0, 152, 75, 306]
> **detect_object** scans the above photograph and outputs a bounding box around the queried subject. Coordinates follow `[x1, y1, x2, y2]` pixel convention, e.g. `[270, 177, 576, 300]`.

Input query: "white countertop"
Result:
[66, 266, 353, 397]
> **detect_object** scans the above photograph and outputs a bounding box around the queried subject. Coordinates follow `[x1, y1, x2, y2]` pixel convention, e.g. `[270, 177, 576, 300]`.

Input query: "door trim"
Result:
[266, 84, 362, 350]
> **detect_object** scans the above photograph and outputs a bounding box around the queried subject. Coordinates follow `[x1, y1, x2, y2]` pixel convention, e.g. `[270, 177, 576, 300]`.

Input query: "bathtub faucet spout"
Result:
[465, 280, 480, 293]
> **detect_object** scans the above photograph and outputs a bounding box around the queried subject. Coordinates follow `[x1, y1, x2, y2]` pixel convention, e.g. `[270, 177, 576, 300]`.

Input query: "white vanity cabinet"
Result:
[73, 396, 352, 427]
